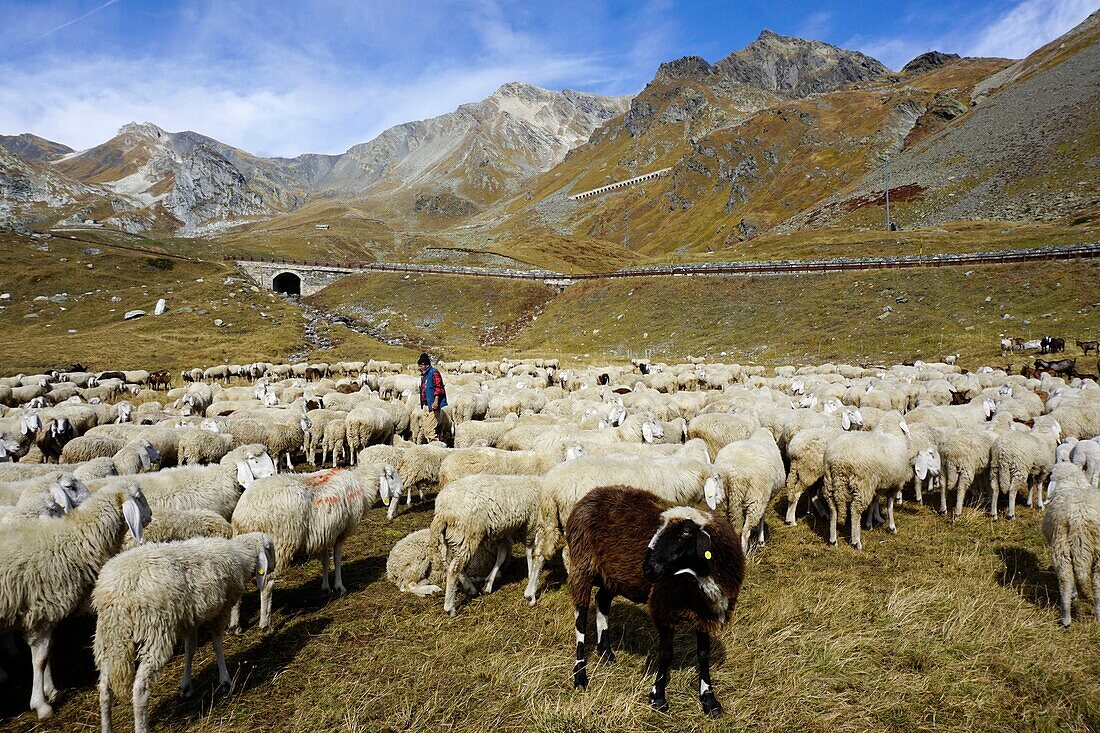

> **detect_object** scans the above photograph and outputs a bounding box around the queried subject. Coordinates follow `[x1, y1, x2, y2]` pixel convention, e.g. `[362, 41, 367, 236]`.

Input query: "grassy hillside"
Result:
[0, 233, 415, 374]
[6, 481, 1100, 732]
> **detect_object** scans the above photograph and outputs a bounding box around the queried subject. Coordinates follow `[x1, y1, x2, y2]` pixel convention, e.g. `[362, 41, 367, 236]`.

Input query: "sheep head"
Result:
[120, 484, 153, 545]
[644, 507, 715, 582]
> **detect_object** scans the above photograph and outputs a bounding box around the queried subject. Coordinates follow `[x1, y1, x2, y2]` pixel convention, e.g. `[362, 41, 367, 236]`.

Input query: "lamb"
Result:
[230, 468, 367, 630]
[712, 429, 787, 553]
[0, 481, 151, 718]
[386, 528, 509, 597]
[93, 533, 275, 733]
[822, 417, 912, 549]
[1042, 466, 1100, 627]
[989, 419, 1060, 518]
[120, 507, 234, 550]
[566, 486, 744, 716]
[431, 473, 543, 615]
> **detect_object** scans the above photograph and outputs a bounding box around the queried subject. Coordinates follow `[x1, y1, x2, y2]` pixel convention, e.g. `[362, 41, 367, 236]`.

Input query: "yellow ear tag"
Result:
[704, 551, 712, 560]
[258, 568, 265, 575]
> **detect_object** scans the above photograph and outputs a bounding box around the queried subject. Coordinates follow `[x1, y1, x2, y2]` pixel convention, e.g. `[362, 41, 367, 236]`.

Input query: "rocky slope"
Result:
[0, 133, 73, 165]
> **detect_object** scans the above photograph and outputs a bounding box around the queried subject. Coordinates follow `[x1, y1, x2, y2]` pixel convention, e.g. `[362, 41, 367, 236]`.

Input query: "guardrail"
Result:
[231, 242, 1100, 282]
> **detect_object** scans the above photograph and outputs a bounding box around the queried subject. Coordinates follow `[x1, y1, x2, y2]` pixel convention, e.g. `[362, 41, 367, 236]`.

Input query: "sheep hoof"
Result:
[228, 625, 243, 636]
[827, 539, 836, 546]
[888, 527, 897, 534]
[34, 703, 53, 719]
[1006, 513, 1015, 521]
[180, 684, 194, 699]
[1060, 618, 1072, 628]
[599, 649, 615, 666]
[573, 670, 588, 690]
[648, 693, 669, 713]
[700, 693, 723, 717]
[335, 586, 347, 598]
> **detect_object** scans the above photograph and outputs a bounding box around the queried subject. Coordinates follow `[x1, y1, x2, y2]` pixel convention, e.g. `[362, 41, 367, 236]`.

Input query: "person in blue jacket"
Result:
[417, 353, 447, 442]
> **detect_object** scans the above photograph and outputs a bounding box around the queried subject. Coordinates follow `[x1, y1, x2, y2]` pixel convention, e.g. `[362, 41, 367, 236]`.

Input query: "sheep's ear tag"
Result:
[704, 551, 712, 560]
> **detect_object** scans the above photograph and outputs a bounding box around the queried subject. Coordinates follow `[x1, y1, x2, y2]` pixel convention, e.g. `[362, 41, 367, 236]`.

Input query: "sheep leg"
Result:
[321, 549, 332, 593]
[648, 623, 674, 712]
[333, 539, 346, 596]
[482, 541, 511, 594]
[573, 604, 590, 690]
[756, 518, 766, 547]
[784, 490, 802, 526]
[444, 554, 466, 616]
[886, 494, 897, 534]
[1035, 475, 1046, 510]
[595, 587, 615, 665]
[826, 496, 838, 546]
[1056, 562, 1075, 627]
[524, 553, 545, 605]
[212, 629, 230, 693]
[27, 633, 53, 718]
[1007, 481, 1018, 520]
[913, 479, 922, 504]
[228, 602, 243, 634]
[99, 672, 114, 733]
[179, 632, 196, 698]
[850, 501, 862, 551]
[132, 658, 156, 733]
[938, 479, 948, 516]
[1093, 571, 1100, 625]
[258, 575, 276, 631]
[697, 631, 722, 717]
[42, 646, 57, 702]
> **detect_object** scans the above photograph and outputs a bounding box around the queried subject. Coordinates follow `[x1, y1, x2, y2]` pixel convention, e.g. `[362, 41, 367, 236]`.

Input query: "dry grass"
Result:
[6, 487, 1100, 732]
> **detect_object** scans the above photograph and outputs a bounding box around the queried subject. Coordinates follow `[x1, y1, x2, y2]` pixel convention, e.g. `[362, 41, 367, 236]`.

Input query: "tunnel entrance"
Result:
[272, 271, 302, 296]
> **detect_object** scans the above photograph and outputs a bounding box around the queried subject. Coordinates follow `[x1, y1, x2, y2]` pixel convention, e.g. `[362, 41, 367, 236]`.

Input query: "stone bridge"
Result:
[235, 260, 363, 297]
[569, 167, 671, 201]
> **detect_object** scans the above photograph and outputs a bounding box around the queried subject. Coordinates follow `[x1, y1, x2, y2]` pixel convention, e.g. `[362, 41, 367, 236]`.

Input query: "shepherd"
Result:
[417, 353, 448, 442]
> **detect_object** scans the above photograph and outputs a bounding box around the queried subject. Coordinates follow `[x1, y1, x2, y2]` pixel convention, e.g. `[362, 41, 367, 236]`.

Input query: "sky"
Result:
[0, 0, 1094, 157]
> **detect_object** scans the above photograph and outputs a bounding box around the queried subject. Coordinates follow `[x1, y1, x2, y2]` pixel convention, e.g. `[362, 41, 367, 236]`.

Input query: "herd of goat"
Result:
[1, 353, 1100, 725]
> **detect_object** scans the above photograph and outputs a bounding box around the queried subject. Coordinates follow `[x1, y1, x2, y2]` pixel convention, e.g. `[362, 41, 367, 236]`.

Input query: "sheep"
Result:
[431, 473, 543, 615]
[989, 419, 1060, 518]
[60, 433, 125, 463]
[219, 418, 305, 470]
[528, 439, 716, 601]
[937, 428, 997, 518]
[93, 533, 275, 733]
[386, 528, 509, 597]
[0, 481, 151, 718]
[1042, 467, 1100, 627]
[98, 463, 258, 521]
[302, 408, 348, 464]
[1070, 439, 1100, 487]
[120, 507, 234, 551]
[36, 416, 78, 463]
[177, 427, 236, 465]
[454, 415, 519, 448]
[358, 442, 449, 516]
[111, 439, 162, 475]
[0, 474, 89, 523]
[230, 468, 367, 631]
[822, 418, 912, 549]
[783, 425, 841, 525]
[437, 447, 559, 489]
[687, 413, 761, 459]
[712, 429, 787, 553]
[566, 486, 744, 716]
[322, 418, 350, 466]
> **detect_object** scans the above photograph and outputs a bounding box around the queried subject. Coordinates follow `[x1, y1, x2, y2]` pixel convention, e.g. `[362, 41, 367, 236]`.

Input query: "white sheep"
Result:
[345, 405, 395, 460]
[822, 417, 912, 550]
[0, 481, 151, 718]
[1070, 439, 1100, 487]
[989, 419, 1060, 518]
[97, 463, 253, 521]
[358, 442, 448, 517]
[230, 468, 367, 631]
[386, 528, 508, 597]
[712, 428, 787, 553]
[430, 473, 542, 615]
[937, 428, 997, 518]
[177, 427, 237, 465]
[120, 507, 234, 550]
[687, 413, 762, 459]
[93, 533, 275, 733]
[1042, 465, 1100, 626]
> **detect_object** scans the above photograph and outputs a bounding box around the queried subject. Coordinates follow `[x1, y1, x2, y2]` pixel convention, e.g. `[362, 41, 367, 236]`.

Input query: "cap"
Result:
[417, 353, 431, 366]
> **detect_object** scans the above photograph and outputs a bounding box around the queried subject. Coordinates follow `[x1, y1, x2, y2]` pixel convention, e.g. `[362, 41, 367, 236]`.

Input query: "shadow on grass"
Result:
[0, 614, 98, 722]
[997, 545, 1059, 609]
[151, 616, 333, 726]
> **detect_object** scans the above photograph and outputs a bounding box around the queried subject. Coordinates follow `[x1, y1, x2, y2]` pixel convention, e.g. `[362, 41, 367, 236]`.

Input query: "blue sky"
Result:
[0, 0, 1094, 156]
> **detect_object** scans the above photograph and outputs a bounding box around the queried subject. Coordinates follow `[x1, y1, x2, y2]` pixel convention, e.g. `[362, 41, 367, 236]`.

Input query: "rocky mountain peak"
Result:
[902, 51, 962, 74]
[0, 133, 74, 165]
[117, 122, 168, 141]
[716, 31, 889, 97]
[654, 56, 718, 84]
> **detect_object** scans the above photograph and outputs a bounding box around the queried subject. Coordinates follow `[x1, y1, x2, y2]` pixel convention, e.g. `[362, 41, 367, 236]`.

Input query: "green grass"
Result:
[7, 486, 1100, 732]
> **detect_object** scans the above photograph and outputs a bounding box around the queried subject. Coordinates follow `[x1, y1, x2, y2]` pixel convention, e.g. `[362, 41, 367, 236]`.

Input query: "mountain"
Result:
[0, 133, 73, 165]
[307, 83, 630, 216]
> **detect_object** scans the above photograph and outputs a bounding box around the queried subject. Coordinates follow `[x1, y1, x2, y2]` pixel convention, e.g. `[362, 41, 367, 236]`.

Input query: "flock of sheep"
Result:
[1, 354, 1099, 724]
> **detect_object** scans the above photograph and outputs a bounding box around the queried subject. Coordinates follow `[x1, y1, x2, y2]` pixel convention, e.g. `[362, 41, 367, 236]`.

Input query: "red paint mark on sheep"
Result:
[313, 487, 364, 506]
[308, 468, 345, 488]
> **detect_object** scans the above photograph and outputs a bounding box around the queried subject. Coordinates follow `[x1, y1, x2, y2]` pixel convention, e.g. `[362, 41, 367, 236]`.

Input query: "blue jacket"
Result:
[420, 366, 448, 408]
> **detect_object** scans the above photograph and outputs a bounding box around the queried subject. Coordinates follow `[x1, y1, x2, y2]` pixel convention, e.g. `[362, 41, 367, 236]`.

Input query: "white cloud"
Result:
[965, 0, 1096, 57]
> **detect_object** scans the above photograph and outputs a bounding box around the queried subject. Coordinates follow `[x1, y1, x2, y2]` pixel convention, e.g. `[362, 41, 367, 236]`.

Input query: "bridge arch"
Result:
[272, 271, 302, 296]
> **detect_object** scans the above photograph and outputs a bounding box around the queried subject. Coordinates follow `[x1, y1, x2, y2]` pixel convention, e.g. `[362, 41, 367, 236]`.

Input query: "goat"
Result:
[1076, 340, 1099, 356]
[565, 486, 744, 717]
